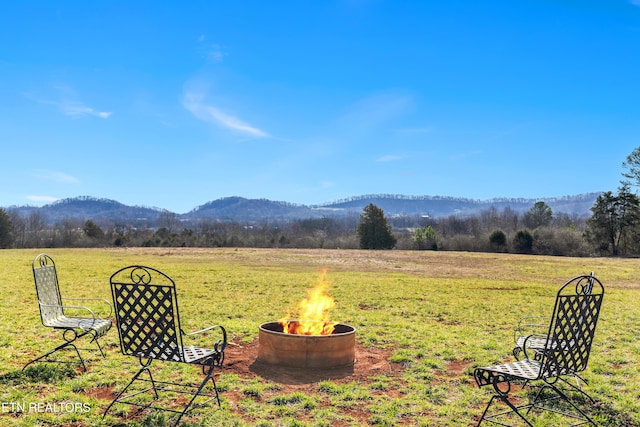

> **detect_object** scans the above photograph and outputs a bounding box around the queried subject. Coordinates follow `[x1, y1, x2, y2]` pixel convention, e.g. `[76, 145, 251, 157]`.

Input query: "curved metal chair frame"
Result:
[103, 265, 227, 427]
[474, 273, 604, 426]
[512, 276, 596, 404]
[23, 254, 112, 372]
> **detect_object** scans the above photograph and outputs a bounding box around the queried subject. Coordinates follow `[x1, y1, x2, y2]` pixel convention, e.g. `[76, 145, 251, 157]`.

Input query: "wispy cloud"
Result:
[32, 170, 79, 183]
[57, 101, 112, 119]
[208, 44, 226, 62]
[33, 87, 112, 119]
[196, 35, 227, 62]
[630, 0, 640, 6]
[26, 195, 59, 203]
[182, 91, 269, 138]
[376, 155, 402, 162]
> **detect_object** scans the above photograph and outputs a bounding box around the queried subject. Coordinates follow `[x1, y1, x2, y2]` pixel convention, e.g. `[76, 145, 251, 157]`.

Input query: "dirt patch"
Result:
[445, 359, 472, 376]
[223, 339, 398, 387]
[85, 386, 116, 401]
[219, 339, 402, 425]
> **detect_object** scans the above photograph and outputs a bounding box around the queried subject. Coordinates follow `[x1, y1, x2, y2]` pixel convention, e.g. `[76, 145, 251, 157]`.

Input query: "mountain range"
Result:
[4, 193, 601, 226]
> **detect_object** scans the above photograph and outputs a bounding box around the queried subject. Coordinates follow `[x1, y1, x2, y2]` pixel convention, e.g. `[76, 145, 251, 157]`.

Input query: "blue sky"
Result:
[2, 1, 640, 213]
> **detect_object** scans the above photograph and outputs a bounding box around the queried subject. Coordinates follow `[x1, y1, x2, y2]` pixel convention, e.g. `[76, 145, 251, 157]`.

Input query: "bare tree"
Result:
[157, 210, 179, 233]
[26, 211, 47, 248]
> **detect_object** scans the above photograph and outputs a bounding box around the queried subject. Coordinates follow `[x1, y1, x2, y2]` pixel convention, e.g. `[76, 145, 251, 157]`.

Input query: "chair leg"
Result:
[477, 394, 497, 426]
[533, 382, 597, 426]
[558, 375, 595, 404]
[22, 331, 88, 372]
[477, 392, 536, 427]
[172, 360, 220, 427]
[103, 359, 158, 420]
[88, 329, 108, 359]
[105, 357, 222, 426]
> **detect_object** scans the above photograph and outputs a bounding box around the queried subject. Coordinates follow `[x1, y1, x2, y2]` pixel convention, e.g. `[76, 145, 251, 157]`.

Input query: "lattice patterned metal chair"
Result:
[103, 265, 227, 426]
[474, 273, 604, 426]
[23, 254, 112, 372]
[511, 274, 599, 404]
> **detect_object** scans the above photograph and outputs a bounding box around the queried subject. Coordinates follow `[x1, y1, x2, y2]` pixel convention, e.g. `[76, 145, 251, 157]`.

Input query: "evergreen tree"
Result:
[513, 230, 533, 254]
[585, 185, 640, 256]
[489, 230, 507, 252]
[357, 203, 397, 249]
[0, 208, 14, 248]
[524, 201, 552, 229]
[83, 220, 104, 240]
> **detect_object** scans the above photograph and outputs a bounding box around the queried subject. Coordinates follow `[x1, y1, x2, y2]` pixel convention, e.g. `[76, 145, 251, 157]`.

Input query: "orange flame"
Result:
[279, 269, 336, 335]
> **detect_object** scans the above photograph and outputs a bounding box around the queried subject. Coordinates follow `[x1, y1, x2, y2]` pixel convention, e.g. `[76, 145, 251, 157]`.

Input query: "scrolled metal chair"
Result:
[474, 273, 604, 426]
[511, 274, 600, 404]
[23, 254, 112, 372]
[103, 265, 227, 426]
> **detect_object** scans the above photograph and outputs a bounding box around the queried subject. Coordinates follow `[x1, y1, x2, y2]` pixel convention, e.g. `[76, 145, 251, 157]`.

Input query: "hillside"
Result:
[316, 194, 598, 218]
[3, 193, 600, 225]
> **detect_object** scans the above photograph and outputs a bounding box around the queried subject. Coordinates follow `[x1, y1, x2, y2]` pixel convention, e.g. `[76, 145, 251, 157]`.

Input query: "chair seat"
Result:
[135, 344, 219, 364]
[183, 346, 220, 363]
[47, 316, 112, 336]
[475, 359, 542, 387]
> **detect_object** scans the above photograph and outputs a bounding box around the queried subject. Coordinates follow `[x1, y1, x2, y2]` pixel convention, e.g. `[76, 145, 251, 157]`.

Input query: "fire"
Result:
[279, 269, 336, 335]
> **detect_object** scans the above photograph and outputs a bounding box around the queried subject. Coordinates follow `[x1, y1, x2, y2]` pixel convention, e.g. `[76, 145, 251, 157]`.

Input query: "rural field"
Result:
[0, 248, 638, 426]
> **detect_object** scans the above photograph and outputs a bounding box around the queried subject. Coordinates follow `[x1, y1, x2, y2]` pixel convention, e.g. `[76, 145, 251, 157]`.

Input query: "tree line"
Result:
[2, 147, 640, 257]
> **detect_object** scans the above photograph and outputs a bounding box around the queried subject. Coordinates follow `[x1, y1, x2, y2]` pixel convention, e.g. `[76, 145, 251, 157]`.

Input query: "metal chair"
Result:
[23, 254, 112, 372]
[103, 265, 227, 426]
[474, 273, 604, 426]
[511, 274, 599, 404]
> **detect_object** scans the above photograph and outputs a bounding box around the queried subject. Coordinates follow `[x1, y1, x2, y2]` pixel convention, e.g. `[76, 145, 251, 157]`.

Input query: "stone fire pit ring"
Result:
[258, 321, 356, 369]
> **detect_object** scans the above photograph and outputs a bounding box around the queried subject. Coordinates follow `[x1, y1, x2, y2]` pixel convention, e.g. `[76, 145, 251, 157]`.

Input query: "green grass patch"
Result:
[0, 248, 638, 425]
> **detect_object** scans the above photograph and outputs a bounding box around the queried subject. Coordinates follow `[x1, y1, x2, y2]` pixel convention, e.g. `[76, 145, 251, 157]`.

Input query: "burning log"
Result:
[279, 269, 336, 335]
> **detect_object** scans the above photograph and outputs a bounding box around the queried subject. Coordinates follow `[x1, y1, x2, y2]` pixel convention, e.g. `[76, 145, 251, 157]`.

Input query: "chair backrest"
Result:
[32, 254, 64, 326]
[110, 266, 185, 362]
[540, 273, 604, 378]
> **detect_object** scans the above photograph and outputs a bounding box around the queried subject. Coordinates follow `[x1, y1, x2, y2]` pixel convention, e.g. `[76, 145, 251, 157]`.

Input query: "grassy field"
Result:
[0, 248, 638, 426]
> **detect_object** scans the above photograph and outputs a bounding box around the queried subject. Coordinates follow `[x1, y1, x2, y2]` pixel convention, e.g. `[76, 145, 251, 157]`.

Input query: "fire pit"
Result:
[256, 269, 356, 369]
[258, 321, 356, 369]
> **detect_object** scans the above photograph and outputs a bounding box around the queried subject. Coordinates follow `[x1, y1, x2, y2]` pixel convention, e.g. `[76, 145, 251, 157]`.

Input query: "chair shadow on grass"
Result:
[1, 363, 78, 385]
[472, 384, 635, 426]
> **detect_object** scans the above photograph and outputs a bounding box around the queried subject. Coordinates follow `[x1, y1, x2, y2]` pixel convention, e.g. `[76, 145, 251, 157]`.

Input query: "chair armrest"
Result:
[38, 302, 103, 329]
[521, 333, 549, 361]
[182, 324, 228, 353]
[62, 297, 113, 317]
[39, 302, 96, 318]
[514, 316, 549, 344]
